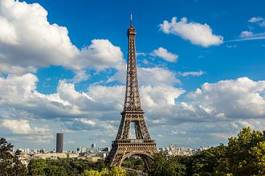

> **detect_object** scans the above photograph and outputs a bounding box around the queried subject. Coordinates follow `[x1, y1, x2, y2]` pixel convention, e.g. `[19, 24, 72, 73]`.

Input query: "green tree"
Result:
[148, 153, 186, 176]
[82, 167, 126, 176]
[27, 159, 46, 176]
[109, 166, 126, 176]
[14, 150, 27, 176]
[225, 127, 265, 176]
[0, 138, 27, 176]
[43, 165, 67, 176]
[122, 157, 144, 170]
[188, 145, 227, 176]
[186, 127, 265, 176]
[0, 138, 14, 176]
[250, 141, 265, 174]
[82, 169, 101, 176]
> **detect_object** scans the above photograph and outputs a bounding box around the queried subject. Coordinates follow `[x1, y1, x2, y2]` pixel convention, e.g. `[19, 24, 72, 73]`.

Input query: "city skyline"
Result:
[1, 0, 265, 150]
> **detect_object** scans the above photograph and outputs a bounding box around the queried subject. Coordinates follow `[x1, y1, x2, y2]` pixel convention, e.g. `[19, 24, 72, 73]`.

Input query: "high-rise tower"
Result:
[56, 133, 63, 153]
[106, 16, 157, 169]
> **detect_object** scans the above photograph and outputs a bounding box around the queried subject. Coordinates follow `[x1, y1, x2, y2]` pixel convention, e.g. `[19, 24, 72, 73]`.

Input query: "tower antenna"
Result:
[130, 13, 133, 26]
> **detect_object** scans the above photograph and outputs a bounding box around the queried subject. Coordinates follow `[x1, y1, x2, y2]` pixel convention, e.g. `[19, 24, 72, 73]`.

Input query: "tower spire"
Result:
[130, 13, 133, 26]
[124, 14, 140, 111]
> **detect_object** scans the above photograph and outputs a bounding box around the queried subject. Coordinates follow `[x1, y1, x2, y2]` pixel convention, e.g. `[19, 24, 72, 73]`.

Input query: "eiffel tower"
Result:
[105, 15, 157, 169]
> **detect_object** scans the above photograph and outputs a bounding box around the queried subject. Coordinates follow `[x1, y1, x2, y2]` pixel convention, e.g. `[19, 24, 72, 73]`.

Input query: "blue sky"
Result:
[33, 0, 265, 92]
[0, 0, 265, 150]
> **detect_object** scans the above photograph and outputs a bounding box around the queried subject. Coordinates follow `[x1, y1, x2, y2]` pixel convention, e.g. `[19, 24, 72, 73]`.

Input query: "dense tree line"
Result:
[148, 127, 265, 176]
[27, 158, 105, 176]
[1, 127, 265, 176]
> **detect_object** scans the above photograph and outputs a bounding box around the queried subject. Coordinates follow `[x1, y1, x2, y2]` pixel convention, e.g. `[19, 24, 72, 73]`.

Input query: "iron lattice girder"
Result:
[106, 22, 157, 168]
[115, 112, 151, 140]
[124, 26, 142, 111]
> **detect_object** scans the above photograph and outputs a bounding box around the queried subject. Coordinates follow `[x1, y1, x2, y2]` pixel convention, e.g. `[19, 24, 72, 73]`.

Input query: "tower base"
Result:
[106, 139, 157, 170]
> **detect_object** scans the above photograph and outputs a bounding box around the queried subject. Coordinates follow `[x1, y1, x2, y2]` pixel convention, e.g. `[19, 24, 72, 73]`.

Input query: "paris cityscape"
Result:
[1, 0, 265, 175]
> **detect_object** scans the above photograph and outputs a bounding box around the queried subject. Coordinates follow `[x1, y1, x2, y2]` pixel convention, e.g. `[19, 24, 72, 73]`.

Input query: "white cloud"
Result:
[1, 73, 265, 147]
[66, 118, 116, 134]
[248, 16, 265, 27]
[160, 17, 223, 47]
[72, 70, 90, 83]
[78, 39, 124, 71]
[248, 16, 264, 23]
[0, 16, 17, 44]
[141, 86, 184, 108]
[240, 31, 254, 38]
[229, 31, 265, 42]
[0, 73, 183, 147]
[188, 77, 265, 119]
[139, 67, 179, 86]
[241, 32, 265, 40]
[151, 47, 178, 62]
[230, 17, 265, 43]
[0, 72, 182, 121]
[179, 71, 204, 77]
[147, 77, 265, 133]
[109, 66, 179, 87]
[0, 0, 123, 75]
[1, 119, 49, 135]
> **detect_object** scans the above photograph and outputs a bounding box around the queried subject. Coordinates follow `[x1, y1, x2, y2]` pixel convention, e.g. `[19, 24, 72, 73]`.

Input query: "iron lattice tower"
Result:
[105, 16, 157, 169]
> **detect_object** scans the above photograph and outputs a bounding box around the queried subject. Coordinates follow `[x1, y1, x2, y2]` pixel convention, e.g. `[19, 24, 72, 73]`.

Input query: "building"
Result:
[159, 144, 210, 156]
[56, 133, 63, 153]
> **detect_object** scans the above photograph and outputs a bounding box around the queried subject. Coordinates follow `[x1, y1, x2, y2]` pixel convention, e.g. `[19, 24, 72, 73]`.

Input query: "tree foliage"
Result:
[148, 128, 265, 176]
[27, 158, 105, 176]
[148, 153, 186, 176]
[186, 127, 265, 176]
[122, 156, 145, 171]
[82, 167, 126, 176]
[0, 138, 27, 176]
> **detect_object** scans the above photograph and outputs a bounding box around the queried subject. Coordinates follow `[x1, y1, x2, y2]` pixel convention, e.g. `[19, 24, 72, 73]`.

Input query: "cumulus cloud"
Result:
[160, 17, 223, 47]
[141, 86, 184, 108]
[109, 66, 180, 87]
[4, 74, 265, 122]
[147, 77, 265, 127]
[0, 16, 17, 45]
[188, 77, 265, 119]
[3, 74, 265, 128]
[151, 47, 178, 62]
[139, 67, 180, 86]
[0, 0, 123, 75]
[1, 119, 49, 135]
[66, 118, 116, 134]
[78, 40, 124, 70]
[148, 77, 265, 146]
[0, 73, 182, 122]
[1, 73, 265, 147]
